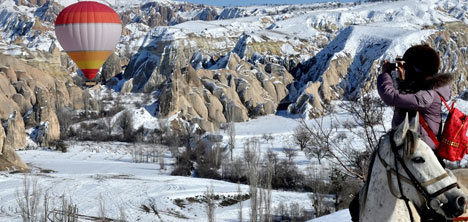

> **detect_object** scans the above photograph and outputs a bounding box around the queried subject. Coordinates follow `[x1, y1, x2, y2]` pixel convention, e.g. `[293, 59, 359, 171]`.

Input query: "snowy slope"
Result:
[310, 209, 351, 222]
[116, 0, 468, 121]
[2, 0, 467, 62]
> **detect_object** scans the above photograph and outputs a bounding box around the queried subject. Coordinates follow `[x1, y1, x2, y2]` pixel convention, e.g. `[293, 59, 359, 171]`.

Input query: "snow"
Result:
[309, 209, 351, 222]
[132, 107, 159, 129]
[0, 99, 396, 221]
[2, 0, 468, 65]
[0, 112, 326, 221]
[0, 90, 464, 221]
[105, 0, 467, 72]
[234, 112, 301, 136]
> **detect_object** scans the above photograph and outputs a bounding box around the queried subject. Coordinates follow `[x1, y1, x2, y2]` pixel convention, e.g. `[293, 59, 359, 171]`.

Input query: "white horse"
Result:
[359, 115, 467, 222]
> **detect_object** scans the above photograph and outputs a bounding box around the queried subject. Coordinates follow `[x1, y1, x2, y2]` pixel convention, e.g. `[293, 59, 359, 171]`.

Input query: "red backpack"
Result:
[419, 94, 468, 162]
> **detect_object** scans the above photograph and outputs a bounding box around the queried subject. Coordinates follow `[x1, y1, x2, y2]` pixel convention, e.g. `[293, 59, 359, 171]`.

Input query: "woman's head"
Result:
[402, 44, 440, 80]
[398, 45, 441, 92]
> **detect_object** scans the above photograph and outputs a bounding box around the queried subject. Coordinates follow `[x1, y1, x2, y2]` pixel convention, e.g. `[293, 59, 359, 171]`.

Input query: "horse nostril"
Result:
[457, 196, 467, 210]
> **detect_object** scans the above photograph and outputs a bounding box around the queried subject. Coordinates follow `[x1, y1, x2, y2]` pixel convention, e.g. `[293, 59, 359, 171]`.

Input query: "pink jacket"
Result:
[377, 72, 453, 149]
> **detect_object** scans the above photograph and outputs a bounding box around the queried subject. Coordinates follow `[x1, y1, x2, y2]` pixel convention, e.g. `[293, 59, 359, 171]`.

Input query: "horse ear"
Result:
[410, 112, 420, 131]
[394, 113, 409, 146]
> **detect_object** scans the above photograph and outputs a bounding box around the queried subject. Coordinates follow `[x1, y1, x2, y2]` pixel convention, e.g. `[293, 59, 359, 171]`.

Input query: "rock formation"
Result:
[4, 0, 468, 132]
[0, 111, 28, 171]
[131, 51, 294, 131]
[0, 53, 86, 147]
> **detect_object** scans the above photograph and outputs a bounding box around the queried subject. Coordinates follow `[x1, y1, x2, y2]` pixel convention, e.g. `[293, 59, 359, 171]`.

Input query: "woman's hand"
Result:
[381, 60, 405, 80]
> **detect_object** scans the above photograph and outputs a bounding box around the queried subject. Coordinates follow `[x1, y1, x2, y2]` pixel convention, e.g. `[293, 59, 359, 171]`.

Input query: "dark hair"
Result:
[398, 44, 440, 92]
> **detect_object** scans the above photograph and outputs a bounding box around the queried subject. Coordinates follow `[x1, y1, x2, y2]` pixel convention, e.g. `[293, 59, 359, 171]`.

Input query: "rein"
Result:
[377, 130, 460, 221]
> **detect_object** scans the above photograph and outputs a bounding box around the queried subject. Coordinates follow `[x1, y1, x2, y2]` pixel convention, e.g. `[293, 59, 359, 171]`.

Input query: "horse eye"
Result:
[412, 157, 425, 163]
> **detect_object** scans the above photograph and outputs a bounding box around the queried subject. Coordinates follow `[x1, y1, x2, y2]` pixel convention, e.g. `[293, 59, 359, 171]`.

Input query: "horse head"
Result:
[380, 113, 467, 219]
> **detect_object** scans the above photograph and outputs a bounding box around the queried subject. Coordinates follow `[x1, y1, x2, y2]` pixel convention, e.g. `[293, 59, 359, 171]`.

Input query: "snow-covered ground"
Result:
[0, 113, 324, 222]
[0, 143, 309, 221]
[2, 92, 468, 221]
[1, 88, 399, 221]
[311, 209, 351, 221]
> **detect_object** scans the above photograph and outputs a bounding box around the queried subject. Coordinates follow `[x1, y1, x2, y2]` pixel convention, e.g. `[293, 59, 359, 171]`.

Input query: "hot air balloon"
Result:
[55, 1, 122, 81]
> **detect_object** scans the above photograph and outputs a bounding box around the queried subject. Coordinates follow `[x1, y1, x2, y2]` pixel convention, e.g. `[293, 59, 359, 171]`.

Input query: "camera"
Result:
[388, 57, 404, 70]
[388, 63, 398, 70]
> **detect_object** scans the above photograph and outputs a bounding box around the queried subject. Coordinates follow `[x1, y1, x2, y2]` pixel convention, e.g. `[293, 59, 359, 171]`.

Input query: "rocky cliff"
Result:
[116, 0, 468, 124]
[3, 0, 468, 132]
[0, 53, 88, 170]
[0, 111, 28, 171]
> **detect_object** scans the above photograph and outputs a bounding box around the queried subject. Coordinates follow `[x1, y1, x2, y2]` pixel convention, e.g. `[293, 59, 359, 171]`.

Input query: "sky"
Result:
[175, 0, 358, 7]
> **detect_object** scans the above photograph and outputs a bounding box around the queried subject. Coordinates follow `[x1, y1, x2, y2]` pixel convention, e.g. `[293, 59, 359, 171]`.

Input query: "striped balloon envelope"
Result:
[55, 1, 122, 80]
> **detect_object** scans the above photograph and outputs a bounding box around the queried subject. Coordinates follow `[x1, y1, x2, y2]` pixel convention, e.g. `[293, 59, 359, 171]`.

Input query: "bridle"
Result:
[377, 130, 460, 221]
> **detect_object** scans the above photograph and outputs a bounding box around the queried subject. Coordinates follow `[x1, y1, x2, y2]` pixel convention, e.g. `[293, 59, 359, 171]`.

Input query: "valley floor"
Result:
[0, 114, 354, 221]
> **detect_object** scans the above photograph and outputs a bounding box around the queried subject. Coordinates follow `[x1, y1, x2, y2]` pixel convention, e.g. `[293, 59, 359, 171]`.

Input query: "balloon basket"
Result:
[84, 81, 97, 87]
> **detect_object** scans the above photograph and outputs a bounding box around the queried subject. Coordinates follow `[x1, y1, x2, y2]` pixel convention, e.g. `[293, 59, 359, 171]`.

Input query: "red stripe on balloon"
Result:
[55, 1, 121, 25]
[81, 69, 99, 80]
[56, 12, 121, 25]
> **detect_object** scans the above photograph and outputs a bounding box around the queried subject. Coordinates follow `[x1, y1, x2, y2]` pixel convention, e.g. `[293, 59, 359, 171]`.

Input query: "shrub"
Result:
[118, 110, 134, 142]
[55, 140, 68, 153]
[271, 159, 305, 190]
[16, 175, 42, 222]
[171, 151, 193, 176]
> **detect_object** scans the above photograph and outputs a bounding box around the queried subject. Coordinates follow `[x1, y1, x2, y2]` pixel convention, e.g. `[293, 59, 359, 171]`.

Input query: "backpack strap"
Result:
[418, 91, 451, 149]
[435, 91, 451, 110]
[419, 113, 440, 148]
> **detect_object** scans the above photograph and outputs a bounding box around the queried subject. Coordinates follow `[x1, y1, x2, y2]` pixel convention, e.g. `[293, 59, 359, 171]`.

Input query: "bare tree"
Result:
[118, 110, 134, 142]
[263, 154, 273, 222]
[42, 192, 49, 222]
[308, 166, 329, 218]
[82, 90, 91, 117]
[339, 94, 387, 154]
[227, 122, 236, 161]
[119, 204, 127, 222]
[258, 184, 264, 222]
[56, 106, 72, 140]
[98, 194, 106, 219]
[292, 124, 311, 151]
[156, 119, 170, 142]
[300, 118, 331, 165]
[300, 117, 364, 180]
[103, 116, 116, 138]
[237, 182, 243, 222]
[205, 184, 216, 222]
[180, 121, 201, 151]
[243, 138, 260, 169]
[157, 147, 166, 170]
[16, 175, 41, 222]
[261, 133, 274, 148]
[282, 144, 298, 161]
[330, 167, 346, 212]
[245, 138, 260, 222]
[52, 194, 78, 222]
[265, 149, 279, 182]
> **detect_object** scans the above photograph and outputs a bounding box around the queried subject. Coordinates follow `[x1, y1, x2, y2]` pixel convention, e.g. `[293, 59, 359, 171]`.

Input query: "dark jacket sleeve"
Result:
[377, 72, 435, 111]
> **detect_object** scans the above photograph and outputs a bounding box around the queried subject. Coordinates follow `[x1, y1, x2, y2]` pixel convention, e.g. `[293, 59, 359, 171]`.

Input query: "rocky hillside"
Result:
[2, 0, 468, 134]
[116, 0, 468, 125]
[0, 0, 271, 168]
